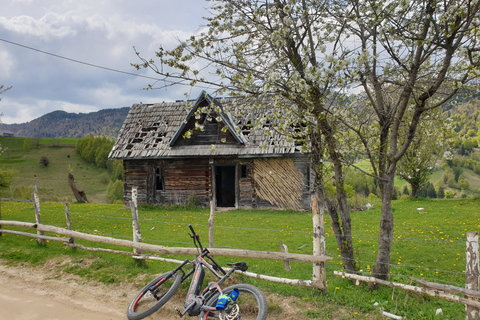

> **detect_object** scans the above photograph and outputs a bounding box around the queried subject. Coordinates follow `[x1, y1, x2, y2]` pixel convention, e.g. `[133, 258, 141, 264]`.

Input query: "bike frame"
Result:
[170, 226, 239, 318]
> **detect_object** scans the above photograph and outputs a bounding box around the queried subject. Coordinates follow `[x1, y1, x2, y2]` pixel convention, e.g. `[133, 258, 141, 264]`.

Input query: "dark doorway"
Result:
[215, 165, 236, 207]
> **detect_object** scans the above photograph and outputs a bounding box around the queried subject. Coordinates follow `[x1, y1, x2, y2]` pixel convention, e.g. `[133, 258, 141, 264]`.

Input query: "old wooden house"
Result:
[108, 92, 312, 210]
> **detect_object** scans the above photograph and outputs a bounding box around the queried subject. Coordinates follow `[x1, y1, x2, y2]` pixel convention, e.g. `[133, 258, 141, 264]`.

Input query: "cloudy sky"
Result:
[0, 0, 210, 124]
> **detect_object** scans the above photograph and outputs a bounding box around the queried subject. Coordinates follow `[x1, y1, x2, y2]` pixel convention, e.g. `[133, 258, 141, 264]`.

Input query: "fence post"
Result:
[0, 198, 2, 237]
[32, 184, 46, 246]
[64, 203, 76, 250]
[208, 200, 215, 249]
[130, 187, 146, 266]
[312, 194, 327, 291]
[466, 231, 479, 320]
[280, 240, 291, 272]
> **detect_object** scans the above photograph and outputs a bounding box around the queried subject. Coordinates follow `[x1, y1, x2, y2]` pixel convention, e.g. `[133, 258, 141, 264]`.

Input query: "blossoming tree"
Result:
[133, 0, 480, 282]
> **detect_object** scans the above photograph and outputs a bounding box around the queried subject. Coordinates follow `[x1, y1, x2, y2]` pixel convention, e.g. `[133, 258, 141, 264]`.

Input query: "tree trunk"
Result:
[318, 190, 356, 273]
[411, 184, 420, 198]
[68, 173, 88, 203]
[369, 170, 395, 289]
[311, 125, 356, 274]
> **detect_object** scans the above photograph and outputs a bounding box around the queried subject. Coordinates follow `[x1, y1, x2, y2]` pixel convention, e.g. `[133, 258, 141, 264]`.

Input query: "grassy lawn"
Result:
[0, 137, 109, 203]
[1, 198, 477, 319]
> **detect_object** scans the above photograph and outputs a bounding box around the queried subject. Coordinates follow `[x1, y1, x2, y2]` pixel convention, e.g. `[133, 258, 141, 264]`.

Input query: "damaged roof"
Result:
[108, 91, 304, 160]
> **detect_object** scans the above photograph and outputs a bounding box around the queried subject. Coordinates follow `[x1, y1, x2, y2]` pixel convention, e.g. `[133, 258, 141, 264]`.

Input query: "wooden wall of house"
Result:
[123, 156, 312, 210]
[124, 159, 212, 206]
[123, 160, 149, 204]
[160, 159, 211, 205]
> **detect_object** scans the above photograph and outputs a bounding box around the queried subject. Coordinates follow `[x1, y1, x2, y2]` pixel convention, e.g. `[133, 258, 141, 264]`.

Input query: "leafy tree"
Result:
[453, 167, 463, 182]
[0, 168, 17, 190]
[23, 138, 31, 151]
[437, 186, 445, 199]
[396, 121, 444, 197]
[107, 179, 124, 203]
[133, 0, 480, 281]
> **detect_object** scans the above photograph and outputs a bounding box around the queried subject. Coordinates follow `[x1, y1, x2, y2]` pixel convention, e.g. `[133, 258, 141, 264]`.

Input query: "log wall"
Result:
[123, 156, 312, 210]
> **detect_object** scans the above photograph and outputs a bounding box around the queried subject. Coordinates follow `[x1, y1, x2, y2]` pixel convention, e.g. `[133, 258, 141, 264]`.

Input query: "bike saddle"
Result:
[227, 261, 248, 272]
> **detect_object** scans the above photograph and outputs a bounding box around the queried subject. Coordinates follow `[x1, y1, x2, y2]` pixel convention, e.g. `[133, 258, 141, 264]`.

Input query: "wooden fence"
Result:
[0, 185, 332, 290]
[334, 231, 480, 319]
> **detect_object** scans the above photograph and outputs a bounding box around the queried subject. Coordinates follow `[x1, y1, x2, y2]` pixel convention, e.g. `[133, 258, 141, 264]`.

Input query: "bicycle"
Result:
[127, 224, 267, 320]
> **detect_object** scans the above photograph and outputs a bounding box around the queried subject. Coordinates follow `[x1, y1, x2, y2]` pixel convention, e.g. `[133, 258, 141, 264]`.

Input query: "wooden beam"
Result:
[133, 254, 320, 288]
[334, 271, 480, 309]
[1, 229, 69, 243]
[0, 220, 332, 264]
[411, 277, 480, 299]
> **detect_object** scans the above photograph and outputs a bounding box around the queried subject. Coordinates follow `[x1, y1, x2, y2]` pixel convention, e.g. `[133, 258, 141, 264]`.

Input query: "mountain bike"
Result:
[126, 224, 267, 320]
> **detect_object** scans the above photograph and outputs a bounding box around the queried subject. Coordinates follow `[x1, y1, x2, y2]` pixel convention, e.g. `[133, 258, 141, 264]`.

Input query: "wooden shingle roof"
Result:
[108, 92, 303, 160]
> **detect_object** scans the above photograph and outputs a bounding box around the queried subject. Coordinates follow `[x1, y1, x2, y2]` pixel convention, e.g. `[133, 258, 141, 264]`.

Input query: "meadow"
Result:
[0, 197, 478, 319]
[0, 137, 111, 203]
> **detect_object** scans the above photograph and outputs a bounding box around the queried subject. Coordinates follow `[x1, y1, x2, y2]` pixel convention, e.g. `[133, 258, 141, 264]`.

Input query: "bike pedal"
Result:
[174, 306, 183, 317]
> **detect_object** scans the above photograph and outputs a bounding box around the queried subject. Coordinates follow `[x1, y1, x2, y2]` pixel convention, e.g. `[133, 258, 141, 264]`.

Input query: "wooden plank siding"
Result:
[123, 156, 311, 210]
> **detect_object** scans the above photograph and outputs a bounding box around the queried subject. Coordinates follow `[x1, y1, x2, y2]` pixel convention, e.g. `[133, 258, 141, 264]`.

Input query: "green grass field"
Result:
[0, 137, 110, 202]
[1, 198, 478, 319]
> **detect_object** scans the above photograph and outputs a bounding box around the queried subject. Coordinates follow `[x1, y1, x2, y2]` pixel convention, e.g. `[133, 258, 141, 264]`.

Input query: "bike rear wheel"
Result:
[199, 283, 267, 320]
[127, 271, 182, 320]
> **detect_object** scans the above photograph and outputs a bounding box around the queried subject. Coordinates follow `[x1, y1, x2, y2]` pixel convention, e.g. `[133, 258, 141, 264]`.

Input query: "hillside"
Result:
[0, 107, 130, 139]
[0, 137, 111, 203]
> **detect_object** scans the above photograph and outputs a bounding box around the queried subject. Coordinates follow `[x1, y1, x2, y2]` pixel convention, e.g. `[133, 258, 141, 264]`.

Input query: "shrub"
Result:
[0, 168, 17, 189]
[12, 185, 34, 200]
[39, 156, 49, 167]
[107, 179, 124, 203]
[444, 190, 455, 199]
[458, 178, 470, 190]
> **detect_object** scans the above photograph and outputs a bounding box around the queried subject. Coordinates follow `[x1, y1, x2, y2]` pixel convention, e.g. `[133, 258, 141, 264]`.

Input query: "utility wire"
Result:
[0, 38, 161, 81]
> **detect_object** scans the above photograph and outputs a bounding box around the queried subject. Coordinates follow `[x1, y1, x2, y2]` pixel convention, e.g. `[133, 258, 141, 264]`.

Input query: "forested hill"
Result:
[0, 107, 130, 139]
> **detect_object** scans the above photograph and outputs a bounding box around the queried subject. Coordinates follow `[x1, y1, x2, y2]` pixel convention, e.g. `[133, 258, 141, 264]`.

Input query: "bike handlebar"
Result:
[188, 224, 226, 275]
[188, 224, 203, 250]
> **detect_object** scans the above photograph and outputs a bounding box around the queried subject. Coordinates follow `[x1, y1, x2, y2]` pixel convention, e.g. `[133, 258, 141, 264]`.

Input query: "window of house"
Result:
[155, 168, 164, 191]
[240, 165, 248, 179]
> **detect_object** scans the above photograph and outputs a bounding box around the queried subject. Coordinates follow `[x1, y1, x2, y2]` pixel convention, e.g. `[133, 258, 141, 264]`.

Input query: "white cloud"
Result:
[0, 14, 77, 39]
[0, 0, 210, 124]
[0, 49, 16, 77]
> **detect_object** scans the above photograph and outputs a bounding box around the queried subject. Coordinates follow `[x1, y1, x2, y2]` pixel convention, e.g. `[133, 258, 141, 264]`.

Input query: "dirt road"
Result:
[0, 260, 316, 320]
[0, 263, 182, 320]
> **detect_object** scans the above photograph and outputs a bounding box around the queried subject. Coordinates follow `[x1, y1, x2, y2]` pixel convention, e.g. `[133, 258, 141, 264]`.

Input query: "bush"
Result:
[458, 178, 470, 190]
[12, 185, 34, 200]
[39, 156, 49, 167]
[0, 168, 17, 189]
[444, 190, 455, 199]
[107, 179, 124, 203]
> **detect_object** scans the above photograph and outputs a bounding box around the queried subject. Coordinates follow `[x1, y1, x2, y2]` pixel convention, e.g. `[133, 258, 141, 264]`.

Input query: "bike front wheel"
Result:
[199, 283, 267, 320]
[127, 271, 182, 320]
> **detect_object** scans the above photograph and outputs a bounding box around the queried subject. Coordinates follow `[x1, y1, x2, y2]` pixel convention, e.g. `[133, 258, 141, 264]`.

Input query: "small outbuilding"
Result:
[109, 92, 313, 210]
[0, 129, 15, 137]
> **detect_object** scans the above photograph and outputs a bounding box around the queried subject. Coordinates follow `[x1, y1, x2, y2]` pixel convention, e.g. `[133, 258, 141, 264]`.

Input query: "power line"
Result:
[0, 38, 161, 82]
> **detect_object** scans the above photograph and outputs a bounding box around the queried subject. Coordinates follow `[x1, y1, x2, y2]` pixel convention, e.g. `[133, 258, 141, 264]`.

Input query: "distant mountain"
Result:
[0, 107, 130, 139]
